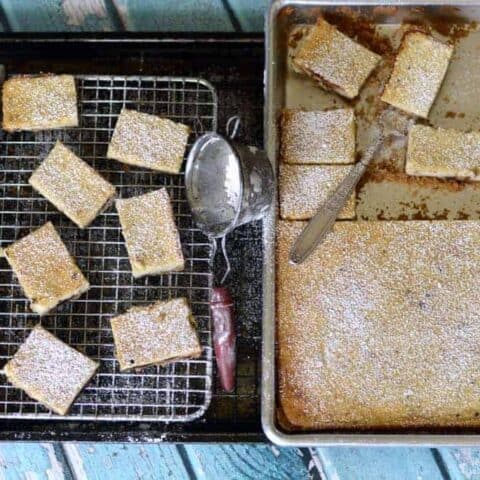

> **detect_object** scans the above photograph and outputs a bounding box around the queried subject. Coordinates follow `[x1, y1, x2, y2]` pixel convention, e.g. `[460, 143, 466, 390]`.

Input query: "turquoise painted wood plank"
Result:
[0, 443, 71, 480]
[62, 443, 190, 480]
[316, 448, 446, 480]
[228, 0, 267, 32]
[112, 0, 234, 32]
[1, 0, 118, 31]
[438, 448, 480, 480]
[183, 444, 307, 480]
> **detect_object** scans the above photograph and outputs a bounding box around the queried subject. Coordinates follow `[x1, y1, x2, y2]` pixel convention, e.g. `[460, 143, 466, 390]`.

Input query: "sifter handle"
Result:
[210, 287, 236, 392]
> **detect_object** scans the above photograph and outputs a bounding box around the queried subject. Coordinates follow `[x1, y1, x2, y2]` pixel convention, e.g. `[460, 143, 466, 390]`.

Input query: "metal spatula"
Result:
[289, 108, 413, 264]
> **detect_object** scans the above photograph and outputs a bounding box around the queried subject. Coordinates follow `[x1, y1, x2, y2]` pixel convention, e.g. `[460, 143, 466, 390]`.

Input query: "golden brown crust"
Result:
[4, 325, 98, 415]
[381, 31, 453, 118]
[277, 220, 480, 430]
[110, 298, 201, 371]
[279, 164, 355, 220]
[2, 74, 78, 132]
[280, 109, 356, 165]
[29, 141, 116, 228]
[116, 189, 185, 278]
[290, 19, 381, 99]
[406, 125, 480, 180]
[107, 109, 191, 173]
[3, 222, 89, 315]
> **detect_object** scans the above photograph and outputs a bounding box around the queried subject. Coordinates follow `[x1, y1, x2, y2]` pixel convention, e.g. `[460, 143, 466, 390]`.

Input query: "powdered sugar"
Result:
[381, 31, 453, 118]
[277, 220, 480, 429]
[281, 108, 356, 165]
[4, 326, 98, 415]
[279, 164, 356, 220]
[110, 298, 201, 371]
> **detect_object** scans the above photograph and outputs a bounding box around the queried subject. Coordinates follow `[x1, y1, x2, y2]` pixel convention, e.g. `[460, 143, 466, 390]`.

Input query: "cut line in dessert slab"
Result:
[0, 75, 216, 422]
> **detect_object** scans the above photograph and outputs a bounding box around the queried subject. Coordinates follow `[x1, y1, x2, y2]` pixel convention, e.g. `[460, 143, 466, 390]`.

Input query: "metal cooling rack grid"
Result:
[0, 76, 216, 421]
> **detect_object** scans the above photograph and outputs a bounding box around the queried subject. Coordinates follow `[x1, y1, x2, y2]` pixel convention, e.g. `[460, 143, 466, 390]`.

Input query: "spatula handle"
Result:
[289, 136, 382, 264]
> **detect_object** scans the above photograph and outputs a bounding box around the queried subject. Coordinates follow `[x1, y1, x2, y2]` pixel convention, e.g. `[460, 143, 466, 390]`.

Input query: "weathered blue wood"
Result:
[62, 443, 190, 480]
[228, 0, 267, 32]
[437, 448, 480, 480]
[315, 447, 450, 480]
[0, 443, 71, 480]
[112, 0, 234, 32]
[183, 444, 307, 480]
[1, 0, 117, 32]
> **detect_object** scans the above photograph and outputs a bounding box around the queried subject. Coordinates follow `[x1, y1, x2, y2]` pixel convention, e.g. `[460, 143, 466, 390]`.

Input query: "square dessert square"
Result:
[107, 109, 191, 173]
[116, 188, 184, 277]
[279, 164, 355, 220]
[29, 141, 116, 228]
[2, 74, 78, 131]
[281, 109, 355, 164]
[2, 222, 89, 315]
[110, 298, 201, 371]
[381, 32, 453, 118]
[277, 220, 480, 430]
[4, 325, 98, 415]
[291, 19, 381, 99]
[406, 125, 480, 180]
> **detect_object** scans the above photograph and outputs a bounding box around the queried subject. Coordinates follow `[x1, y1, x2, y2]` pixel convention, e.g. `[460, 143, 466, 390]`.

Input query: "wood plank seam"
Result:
[219, 0, 243, 32]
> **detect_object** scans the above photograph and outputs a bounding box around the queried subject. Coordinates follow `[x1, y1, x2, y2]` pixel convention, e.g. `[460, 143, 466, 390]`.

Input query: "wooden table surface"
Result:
[0, 1, 480, 479]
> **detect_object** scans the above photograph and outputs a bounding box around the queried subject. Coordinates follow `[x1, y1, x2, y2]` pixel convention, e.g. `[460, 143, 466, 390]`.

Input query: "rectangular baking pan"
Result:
[0, 34, 266, 442]
[262, 0, 480, 446]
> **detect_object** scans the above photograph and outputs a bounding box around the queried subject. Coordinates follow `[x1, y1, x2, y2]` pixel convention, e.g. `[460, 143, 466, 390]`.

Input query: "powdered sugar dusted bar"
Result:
[110, 298, 201, 371]
[2, 74, 78, 132]
[406, 125, 480, 180]
[277, 220, 480, 430]
[116, 188, 185, 278]
[381, 32, 453, 118]
[4, 325, 98, 415]
[279, 164, 355, 220]
[107, 109, 191, 173]
[29, 141, 116, 228]
[281, 109, 355, 165]
[2, 222, 89, 315]
[291, 19, 381, 99]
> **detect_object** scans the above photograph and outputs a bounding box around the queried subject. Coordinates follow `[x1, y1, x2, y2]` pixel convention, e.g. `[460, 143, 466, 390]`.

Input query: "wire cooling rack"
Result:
[0, 76, 216, 421]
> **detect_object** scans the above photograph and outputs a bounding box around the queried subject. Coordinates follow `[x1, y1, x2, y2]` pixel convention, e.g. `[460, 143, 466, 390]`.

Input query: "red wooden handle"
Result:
[210, 287, 236, 392]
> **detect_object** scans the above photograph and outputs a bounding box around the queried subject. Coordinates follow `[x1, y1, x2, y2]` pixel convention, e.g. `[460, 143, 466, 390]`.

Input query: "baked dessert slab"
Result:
[277, 220, 480, 430]
[279, 164, 355, 220]
[291, 19, 381, 99]
[2, 74, 78, 132]
[406, 125, 480, 180]
[2, 222, 89, 315]
[110, 298, 201, 371]
[281, 109, 355, 165]
[116, 188, 185, 278]
[107, 108, 191, 173]
[4, 325, 98, 415]
[29, 141, 116, 228]
[381, 32, 453, 118]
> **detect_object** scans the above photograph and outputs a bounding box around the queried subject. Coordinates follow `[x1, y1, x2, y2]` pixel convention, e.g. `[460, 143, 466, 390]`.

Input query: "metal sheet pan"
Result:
[262, 0, 480, 446]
